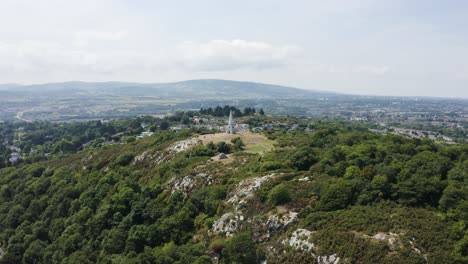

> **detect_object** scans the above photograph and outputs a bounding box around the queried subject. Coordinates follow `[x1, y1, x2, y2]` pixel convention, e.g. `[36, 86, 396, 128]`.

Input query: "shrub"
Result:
[191, 145, 216, 157]
[290, 148, 317, 171]
[317, 180, 354, 211]
[222, 233, 256, 264]
[267, 183, 291, 205]
[124, 136, 136, 143]
[216, 142, 232, 154]
[231, 137, 245, 151]
[114, 152, 135, 166]
[260, 161, 284, 172]
[210, 238, 225, 255]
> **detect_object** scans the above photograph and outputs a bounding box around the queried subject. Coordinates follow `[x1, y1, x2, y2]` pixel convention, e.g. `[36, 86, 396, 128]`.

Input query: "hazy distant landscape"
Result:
[0, 79, 315, 121]
[1, 79, 466, 141]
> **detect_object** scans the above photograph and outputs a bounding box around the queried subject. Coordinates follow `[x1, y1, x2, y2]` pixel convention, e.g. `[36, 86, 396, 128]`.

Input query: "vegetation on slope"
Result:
[0, 117, 467, 263]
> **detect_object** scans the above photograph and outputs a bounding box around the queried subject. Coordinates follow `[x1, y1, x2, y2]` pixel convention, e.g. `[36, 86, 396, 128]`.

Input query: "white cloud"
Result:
[313, 64, 390, 75]
[353, 65, 389, 75]
[0, 39, 301, 76]
[173, 39, 302, 71]
[74, 30, 129, 47]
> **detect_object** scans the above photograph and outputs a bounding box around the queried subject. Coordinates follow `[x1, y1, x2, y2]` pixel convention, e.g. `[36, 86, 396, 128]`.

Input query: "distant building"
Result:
[252, 127, 263, 132]
[225, 110, 236, 134]
[136, 131, 154, 139]
[236, 124, 249, 132]
[171, 124, 188, 131]
[192, 116, 201, 123]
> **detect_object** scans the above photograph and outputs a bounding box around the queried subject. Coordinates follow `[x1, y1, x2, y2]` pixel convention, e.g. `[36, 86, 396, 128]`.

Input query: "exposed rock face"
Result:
[168, 138, 201, 153]
[281, 228, 340, 264]
[81, 153, 96, 170]
[253, 210, 299, 242]
[133, 139, 201, 166]
[133, 150, 173, 165]
[211, 174, 281, 237]
[227, 173, 279, 210]
[172, 175, 194, 193]
[133, 150, 151, 163]
[133, 138, 202, 166]
[218, 153, 228, 159]
[210, 212, 243, 236]
[169, 172, 214, 195]
[364, 232, 428, 262]
[154, 151, 173, 164]
[266, 211, 298, 232]
[297, 176, 310, 182]
[367, 232, 401, 249]
[284, 228, 316, 252]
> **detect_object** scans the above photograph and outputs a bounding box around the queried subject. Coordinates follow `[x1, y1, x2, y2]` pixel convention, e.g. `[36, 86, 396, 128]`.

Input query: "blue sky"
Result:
[0, 0, 467, 97]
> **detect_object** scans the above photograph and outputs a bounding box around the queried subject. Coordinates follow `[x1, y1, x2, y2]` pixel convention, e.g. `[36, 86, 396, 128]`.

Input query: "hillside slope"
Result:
[0, 79, 333, 99]
[0, 117, 467, 263]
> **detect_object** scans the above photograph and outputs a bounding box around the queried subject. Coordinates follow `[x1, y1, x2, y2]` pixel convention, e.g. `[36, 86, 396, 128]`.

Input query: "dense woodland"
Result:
[0, 116, 467, 263]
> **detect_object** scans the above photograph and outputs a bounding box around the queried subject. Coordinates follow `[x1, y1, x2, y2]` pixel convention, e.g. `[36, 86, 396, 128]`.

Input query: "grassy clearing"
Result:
[195, 131, 275, 154]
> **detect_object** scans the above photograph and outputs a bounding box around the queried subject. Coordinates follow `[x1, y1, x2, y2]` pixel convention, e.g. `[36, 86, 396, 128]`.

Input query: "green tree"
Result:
[317, 180, 354, 211]
[160, 121, 170, 130]
[231, 137, 245, 151]
[291, 148, 317, 171]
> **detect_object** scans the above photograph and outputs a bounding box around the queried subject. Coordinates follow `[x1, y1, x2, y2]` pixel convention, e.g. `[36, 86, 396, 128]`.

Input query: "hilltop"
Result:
[0, 115, 467, 263]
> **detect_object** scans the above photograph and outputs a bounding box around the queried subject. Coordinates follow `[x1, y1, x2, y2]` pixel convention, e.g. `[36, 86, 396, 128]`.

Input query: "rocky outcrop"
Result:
[366, 232, 401, 249]
[211, 212, 244, 236]
[133, 150, 174, 165]
[227, 173, 279, 210]
[168, 138, 201, 153]
[169, 172, 214, 195]
[281, 228, 340, 264]
[283, 229, 316, 252]
[211, 174, 282, 237]
[253, 210, 299, 242]
[132, 138, 202, 166]
[266, 211, 298, 232]
[364, 232, 428, 262]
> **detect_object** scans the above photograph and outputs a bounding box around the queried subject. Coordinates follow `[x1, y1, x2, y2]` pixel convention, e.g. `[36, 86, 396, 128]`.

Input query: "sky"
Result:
[0, 0, 467, 98]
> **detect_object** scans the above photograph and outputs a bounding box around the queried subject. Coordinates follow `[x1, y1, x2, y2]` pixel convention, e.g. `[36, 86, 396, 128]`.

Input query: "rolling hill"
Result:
[0, 116, 466, 263]
[0, 79, 335, 99]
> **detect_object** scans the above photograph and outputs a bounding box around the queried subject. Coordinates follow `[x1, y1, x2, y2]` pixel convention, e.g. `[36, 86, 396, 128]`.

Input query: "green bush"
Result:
[260, 161, 284, 172]
[317, 180, 354, 211]
[124, 136, 136, 143]
[114, 152, 135, 166]
[290, 148, 317, 171]
[222, 233, 256, 264]
[191, 145, 216, 157]
[231, 137, 245, 151]
[267, 183, 291, 205]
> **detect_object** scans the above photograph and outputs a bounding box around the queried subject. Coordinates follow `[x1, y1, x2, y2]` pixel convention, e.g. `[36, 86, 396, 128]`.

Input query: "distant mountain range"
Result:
[0, 79, 337, 99]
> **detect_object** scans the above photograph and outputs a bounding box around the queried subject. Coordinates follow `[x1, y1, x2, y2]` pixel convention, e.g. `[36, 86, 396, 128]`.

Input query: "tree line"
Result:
[199, 105, 264, 117]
